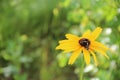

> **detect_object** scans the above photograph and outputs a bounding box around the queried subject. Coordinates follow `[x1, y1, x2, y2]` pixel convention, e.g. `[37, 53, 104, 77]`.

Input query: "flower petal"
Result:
[83, 48, 90, 65]
[89, 50, 98, 65]
[63, 47, 79, 53]
[91, 46, 109, 59]
[59, 40, 78, 45]
[91, 41, 109, 51]
[82, 30, 91, 38]
[56, 39, 80, 52]
[90, 27, 102, 40]
[68, 48, 82, 65]
[65, 34, 80, 40]
[56, 44, 79, 51]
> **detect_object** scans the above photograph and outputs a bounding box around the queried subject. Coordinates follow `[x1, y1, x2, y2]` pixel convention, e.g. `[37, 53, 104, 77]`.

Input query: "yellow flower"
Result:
[56, 27, 109, 65]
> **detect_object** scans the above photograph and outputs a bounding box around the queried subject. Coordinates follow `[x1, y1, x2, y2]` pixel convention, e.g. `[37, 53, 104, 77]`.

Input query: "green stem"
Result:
[79, 58, 84, 80]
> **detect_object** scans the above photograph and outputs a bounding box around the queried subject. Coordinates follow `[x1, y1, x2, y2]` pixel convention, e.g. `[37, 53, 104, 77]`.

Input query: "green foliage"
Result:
[0, 0, 120, 80]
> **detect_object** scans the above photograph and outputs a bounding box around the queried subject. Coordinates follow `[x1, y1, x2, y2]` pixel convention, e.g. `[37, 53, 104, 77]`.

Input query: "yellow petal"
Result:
[90, 27, 102, 40]
[59, 40, 79, 45]
[91, 46, 109, 59]
[65, 34, 80, 40]
[82, 30, 91, 38]
[83, 48, 90, 65]
[56, 43, 79, 51]
[63, 46, 81, 53]
[91, 41, 109, 51]
[89, 50, 98, 66]
[62, 47, 80, 53]
[56, 39, 80, 51]
[68, 48, 82, 65]
[59, 40, 68, 44]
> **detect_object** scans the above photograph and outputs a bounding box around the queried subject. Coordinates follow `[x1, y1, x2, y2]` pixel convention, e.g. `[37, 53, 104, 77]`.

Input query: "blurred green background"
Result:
[0, 0, 120, 80]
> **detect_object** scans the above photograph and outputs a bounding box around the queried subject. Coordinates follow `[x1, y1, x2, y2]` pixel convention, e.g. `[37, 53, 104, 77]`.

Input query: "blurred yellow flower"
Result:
[56, 27, 109, 65]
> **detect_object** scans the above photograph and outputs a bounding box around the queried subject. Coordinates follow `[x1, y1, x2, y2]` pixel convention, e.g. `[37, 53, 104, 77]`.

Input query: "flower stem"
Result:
[79, 58, 84, 80]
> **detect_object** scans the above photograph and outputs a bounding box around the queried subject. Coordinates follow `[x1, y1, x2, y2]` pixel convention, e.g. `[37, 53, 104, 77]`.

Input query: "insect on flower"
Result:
[56, 27, 109, 65]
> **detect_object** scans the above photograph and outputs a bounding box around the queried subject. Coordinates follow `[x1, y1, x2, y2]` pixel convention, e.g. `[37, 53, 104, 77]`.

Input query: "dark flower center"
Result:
[79, 38, 90, 50]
